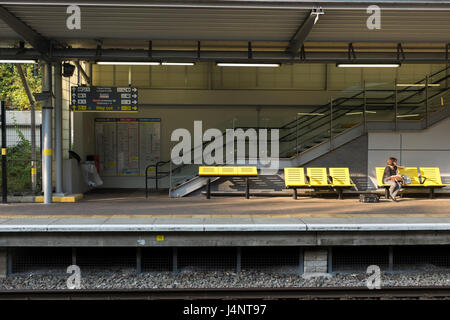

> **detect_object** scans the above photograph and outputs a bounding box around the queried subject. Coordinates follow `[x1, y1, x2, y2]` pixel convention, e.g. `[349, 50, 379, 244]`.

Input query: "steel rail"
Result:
[0, 286, 449, 300]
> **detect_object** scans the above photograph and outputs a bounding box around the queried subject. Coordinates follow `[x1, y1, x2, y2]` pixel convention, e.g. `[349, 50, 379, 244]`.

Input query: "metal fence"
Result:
[393, 245, 450, 271]
[241, 247, 300, 273]
[7, 246, 450, 276]
[9, 247, 72, 275]
[75, 247, 136, 273]
[178, 247, 237, 272]
[0, 119, 42, 196]
[332, 246, 390, 272]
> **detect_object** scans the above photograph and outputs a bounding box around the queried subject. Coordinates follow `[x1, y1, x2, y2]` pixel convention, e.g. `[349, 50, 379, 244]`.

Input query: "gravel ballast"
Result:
[1, 270, 450, 290]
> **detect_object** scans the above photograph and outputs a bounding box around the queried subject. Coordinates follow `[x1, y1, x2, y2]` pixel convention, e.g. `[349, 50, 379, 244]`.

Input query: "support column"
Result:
[15, 64, 37, 193]
[303, 248, 328, 274]
[41, 62, 53, 204]
[0, 248, 7, 277]
[54, 62, 63, 195]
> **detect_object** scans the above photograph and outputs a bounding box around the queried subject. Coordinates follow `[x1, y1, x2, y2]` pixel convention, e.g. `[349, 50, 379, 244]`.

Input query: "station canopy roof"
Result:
[0, 0, 449, 63]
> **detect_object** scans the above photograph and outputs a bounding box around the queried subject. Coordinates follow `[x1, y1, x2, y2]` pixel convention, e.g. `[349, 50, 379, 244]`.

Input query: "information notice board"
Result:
[95, 118, 161, 176]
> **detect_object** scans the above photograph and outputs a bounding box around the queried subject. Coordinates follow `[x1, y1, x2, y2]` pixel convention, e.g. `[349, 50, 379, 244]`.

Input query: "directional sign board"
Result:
[71, 86, 138, 112]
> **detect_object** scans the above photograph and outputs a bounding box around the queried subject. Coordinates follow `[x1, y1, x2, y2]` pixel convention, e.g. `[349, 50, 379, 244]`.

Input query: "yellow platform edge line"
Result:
[35, 194, 84, 203]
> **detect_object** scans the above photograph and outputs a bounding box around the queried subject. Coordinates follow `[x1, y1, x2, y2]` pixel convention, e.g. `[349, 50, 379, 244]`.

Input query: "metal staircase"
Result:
[149, 67, 450, 197]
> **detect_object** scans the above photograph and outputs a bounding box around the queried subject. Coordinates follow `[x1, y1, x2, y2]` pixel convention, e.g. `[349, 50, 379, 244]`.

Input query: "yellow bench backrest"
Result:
[199, 166, 220, 176]
[237, 166, 258, 176]
[284, 168, 306, 187]
[199, 166, 257, 176]
[420, 167, 444, 186]
[329, 168, 351, 186]
[398, 167, 420, 185]
[307, 168, 329, 186]
[376, 167, 388, 186]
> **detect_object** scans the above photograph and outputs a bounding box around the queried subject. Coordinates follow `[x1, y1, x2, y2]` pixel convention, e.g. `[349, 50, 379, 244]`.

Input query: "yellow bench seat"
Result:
[198, 166, 258, 199]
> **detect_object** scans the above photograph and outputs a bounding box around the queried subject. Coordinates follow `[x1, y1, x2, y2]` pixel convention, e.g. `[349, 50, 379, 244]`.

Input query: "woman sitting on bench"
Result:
[383, 157, 405, 202]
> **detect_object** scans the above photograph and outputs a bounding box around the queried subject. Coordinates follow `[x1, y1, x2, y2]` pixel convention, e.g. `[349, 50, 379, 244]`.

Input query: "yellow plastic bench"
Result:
[306, 168, 330, 187]
[420, 167, 449, 198]
[284, 168, 308, 199]
[376, 166, 447, 199]
[329, 168, 356, 199]
[198, 166, 258, 199]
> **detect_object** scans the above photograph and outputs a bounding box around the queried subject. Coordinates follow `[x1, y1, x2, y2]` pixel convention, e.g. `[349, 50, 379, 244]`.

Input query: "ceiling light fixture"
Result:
[396, 114, 420, 118]
[0, 59, 37, 64]
[162, 62, 195, 66]
[345, 111, 377, 116]
[297, 113, 325, 116]
[97, 61, 160, 66]
[396, 83, 440, 87]
[337, 63, 400, 68]
[217, 63, 280, 67]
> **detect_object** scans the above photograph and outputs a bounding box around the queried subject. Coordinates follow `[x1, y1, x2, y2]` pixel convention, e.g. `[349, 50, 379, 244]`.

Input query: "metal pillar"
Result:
[394, 80, 398, 131]
[327, 247, 333, 273]
[388, 246, 394, 272]
[299, 247, 304, 275]
[295, 114, 299, 155]
[136, 248, 142, 274]
[236, 247, 241, 273]
[41, 63, 53, 204]
[54, 63, 63, 195]
[1, 101, 6, 204]
[363, 80, 367, 132]
[329, 97, 333, 150]
[172, 248, 178, 273]
[425, 75, 429, 128]
[15, 64, 37, 193]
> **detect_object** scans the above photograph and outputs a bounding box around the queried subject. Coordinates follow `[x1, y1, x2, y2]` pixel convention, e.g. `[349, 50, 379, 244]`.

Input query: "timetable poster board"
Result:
[95, 118, 161, 177]
[139, 119, 161, 175]
[117, 119, 140, 176]
[95, 119, 117, 176]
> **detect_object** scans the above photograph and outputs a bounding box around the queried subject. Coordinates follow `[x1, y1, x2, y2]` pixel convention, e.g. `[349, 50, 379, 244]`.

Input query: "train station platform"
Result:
[1, 190, 450, 247]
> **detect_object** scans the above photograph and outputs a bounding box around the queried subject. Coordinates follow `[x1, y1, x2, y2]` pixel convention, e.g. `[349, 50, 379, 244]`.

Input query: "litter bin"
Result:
[81, 161, 103, 188]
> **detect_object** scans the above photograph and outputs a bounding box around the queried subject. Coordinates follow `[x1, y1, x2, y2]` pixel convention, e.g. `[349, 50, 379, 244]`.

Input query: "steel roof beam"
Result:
[0, 1, 449, 10]
[74, 60, 92, 84]
[287, 9, 322, 56]
[0, 5, 50, 58]
[0, 47, 447, 64]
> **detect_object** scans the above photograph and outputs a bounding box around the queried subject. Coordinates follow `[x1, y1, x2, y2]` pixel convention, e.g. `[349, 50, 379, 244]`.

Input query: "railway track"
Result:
[0, 287, 449, 300]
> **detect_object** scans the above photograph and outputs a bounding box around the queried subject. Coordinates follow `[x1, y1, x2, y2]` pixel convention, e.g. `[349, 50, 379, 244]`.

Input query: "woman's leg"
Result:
[387, 180, 400, 198]
[390, 181, 401, 198]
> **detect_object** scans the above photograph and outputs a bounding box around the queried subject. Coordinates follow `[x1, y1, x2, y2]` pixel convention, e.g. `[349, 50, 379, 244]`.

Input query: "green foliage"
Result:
[0, 63, 42, 110]
[0, 121, 41, 195]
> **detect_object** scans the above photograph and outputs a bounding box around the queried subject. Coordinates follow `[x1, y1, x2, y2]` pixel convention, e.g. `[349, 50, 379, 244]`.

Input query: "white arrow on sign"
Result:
[132, 94, 137, 98]
[132, 88, 137, 92]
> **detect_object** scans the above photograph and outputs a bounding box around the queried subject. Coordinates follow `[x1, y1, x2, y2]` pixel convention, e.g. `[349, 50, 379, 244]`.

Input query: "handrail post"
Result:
[296, 113, 299, 156]
[145, 165, 149, 198]
[394, 79, 398, 131]
[329, 97, 333, 151]
[363, 80, 367, 133]
[169, 161, 172, 197]
[425, 75, 429, 128]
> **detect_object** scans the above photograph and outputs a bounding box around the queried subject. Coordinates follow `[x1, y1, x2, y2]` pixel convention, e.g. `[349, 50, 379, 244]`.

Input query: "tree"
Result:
[0, 63, 42, 110]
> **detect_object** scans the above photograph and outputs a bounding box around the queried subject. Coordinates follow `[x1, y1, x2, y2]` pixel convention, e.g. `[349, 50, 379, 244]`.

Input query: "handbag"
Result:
[401, 175, 411, 184]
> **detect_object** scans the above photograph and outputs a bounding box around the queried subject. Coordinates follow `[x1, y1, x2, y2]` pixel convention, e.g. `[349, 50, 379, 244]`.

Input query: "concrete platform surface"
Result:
[1, 190, 450, 232]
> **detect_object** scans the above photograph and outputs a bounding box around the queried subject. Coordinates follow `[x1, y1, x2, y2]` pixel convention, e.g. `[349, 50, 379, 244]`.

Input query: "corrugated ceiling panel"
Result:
[3, 5, 307, 41]
[309, 10, 450, 42]
[1, 5, 449, 44]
